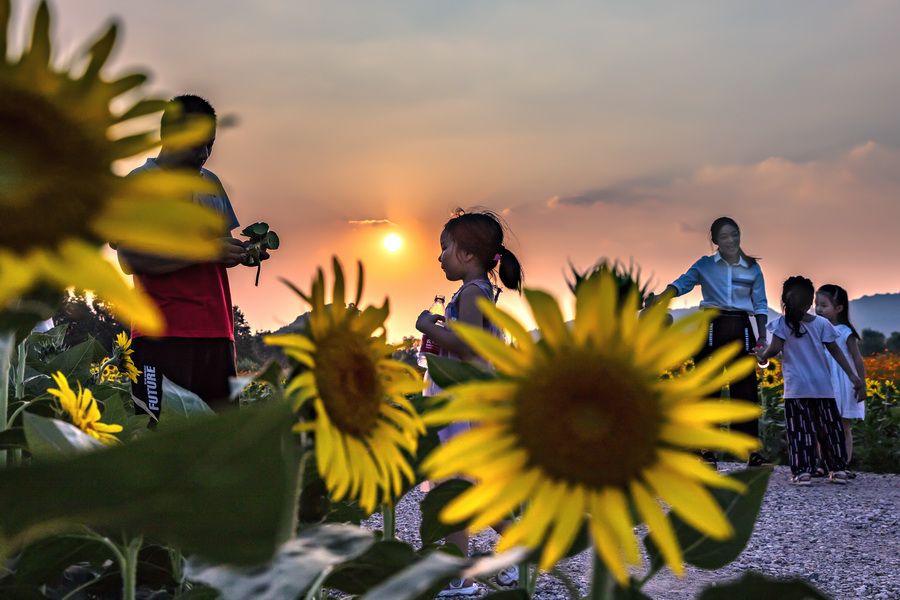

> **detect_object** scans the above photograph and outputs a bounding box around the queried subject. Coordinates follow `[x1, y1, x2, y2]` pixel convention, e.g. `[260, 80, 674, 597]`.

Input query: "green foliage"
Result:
[324, 540, 418, 594]
[52, 292, 126, 350]
[24, 413, 103, 458]
[240, 222, 279, 286]
[10, 535, 112, 589]
[156, 377, 215, 426]
[185, 524, 374, 600]
[888, 331, 900, 353]
[419, 479, 473, 545]
[425, 354, 494, 389]
[860, 328, 886, 356]
[696, 571, 830, 599]
[357, 547, 527, 600]
[852, 388, 900, 473]
[0, 400, 299, 565]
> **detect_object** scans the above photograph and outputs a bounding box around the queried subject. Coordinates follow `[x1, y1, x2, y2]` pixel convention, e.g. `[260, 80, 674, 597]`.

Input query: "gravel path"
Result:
[361, 464, 899, 599]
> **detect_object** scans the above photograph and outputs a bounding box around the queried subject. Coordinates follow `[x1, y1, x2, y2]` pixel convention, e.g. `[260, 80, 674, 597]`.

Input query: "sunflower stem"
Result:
[381, 502, 395, 541]
[589, 550, 615, 600]
[14, 339, 26, 400]
[9, 339, 27, 467]
[0, 332, 13, 468]
[121, 534, 143, 600]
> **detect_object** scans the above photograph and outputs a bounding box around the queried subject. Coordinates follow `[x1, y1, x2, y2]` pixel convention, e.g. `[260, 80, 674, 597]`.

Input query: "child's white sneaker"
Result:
[437, 578, 478, 597]
[496, 564, 519, 586]
[829, 470, 848, 484]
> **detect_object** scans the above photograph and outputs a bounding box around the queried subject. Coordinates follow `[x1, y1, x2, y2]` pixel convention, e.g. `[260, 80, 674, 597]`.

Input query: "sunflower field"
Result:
[0, 2, 852, 599]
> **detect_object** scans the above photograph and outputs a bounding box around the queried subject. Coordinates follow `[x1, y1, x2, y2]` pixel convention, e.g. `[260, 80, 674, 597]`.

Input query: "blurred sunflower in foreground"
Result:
[48, 371, 122, 444]
[0, 0, 223, 334]
[422, 270, 762, 583]
[265, 259, 424, 513]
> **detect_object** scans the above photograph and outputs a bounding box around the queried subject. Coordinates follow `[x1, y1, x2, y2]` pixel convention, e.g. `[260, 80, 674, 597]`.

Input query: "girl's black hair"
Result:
[442, 208, 523, 292]
[781, 275, 814, 337]
[817, 284, 860, 339]
[710, 216, 760, 267]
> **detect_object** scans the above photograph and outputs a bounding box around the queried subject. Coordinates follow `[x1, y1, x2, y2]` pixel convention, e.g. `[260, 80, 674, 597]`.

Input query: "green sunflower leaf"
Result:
[12, 534, 113, 588]
[425, 355, 495, 389]
[23, 413, 103, 459]
[184, 524, 374, 600]
[324, 540, 418, 594]
[358, 547, 527, 600]
[644, 466, 772, 571]
[0, 400, 299, 565]
[242, 222, 269, 238]
[40, 337, 106, 383]
[264, 231, 280, 250]
[155, 377, 215, 428]
[419, 479, 473, 545]
[696, 570, 830, 599]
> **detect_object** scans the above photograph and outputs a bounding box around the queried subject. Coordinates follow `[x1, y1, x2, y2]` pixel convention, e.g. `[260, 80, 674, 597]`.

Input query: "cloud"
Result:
[348, 219, 397, 227]
[547, 176, 669, 208]
[519, 141, 900, 308]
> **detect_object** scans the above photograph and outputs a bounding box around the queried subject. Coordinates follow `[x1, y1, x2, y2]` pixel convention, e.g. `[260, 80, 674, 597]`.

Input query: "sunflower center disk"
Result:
[0, 88, 109, 253]
[513, 350, 664, 489]
[314, 330, 384, 439]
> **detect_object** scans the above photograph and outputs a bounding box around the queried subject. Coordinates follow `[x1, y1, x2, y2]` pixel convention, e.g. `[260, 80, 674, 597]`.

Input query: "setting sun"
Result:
[383, 232, 404, 253]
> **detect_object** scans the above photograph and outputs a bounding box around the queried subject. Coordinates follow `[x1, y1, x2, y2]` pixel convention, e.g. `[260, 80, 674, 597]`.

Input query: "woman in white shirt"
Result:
[646, 217, 769, 467]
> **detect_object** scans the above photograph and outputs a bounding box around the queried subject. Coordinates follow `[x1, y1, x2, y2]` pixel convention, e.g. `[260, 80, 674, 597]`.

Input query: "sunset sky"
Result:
[15, 1, 900, 339]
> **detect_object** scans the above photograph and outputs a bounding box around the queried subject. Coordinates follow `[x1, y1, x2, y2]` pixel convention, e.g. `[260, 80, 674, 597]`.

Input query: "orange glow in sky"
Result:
[40, 1, 900, 340]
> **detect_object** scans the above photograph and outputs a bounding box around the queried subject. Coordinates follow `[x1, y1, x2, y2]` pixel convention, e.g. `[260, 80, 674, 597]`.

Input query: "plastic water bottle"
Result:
[417, 295, 446, 368]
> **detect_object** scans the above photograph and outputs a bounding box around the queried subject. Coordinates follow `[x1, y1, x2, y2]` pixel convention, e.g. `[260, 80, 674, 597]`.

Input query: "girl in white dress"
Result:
[815, 284, 866, 468]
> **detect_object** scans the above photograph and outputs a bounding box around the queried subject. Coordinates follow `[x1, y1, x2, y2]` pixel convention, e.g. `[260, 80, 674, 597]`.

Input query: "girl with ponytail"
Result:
[415, 208, 523, 596]
[756, 276, 865, 485]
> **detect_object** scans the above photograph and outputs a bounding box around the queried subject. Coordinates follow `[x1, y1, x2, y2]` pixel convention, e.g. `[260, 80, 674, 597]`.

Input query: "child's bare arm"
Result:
[846, 336, 867, 402]
[755, 335, 783, 361]
[847, 336, 866, 380]
[825, 341, 865, 400]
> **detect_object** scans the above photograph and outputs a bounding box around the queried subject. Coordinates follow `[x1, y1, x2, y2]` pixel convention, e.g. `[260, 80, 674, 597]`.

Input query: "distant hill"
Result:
[274, 312, 309, 335]
[670, 293, 900, 335]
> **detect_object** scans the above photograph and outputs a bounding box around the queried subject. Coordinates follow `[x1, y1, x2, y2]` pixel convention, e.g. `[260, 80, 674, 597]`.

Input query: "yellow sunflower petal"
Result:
[595, 486, 640, 564]
[630, 480, 683, 577]
[587, 506, 629, 586]
[36, 241, 164, 336]
[475, 297, 538, 357]
[660, 423, 760, 458]
[656, 449, 746, 493]
[539, 484, 586, 570]
[668, 400, 762, 425]
[467, 468, 542, 532]
[524, 288, 571, 350]
[497, 478, 567, 551]
[451, 322, 529, 376]
[94, 199, 223, 260]
[263, 333, 315, 352]
[643, 465, 733, 540]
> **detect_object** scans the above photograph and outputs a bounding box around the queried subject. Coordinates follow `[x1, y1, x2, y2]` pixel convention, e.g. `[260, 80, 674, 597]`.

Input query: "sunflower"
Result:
[0, 1, 224, 334]
[48, 371, 122, 444]
[265, 258, 425, 513]
[421, 271, 761, 583]
[91, 331, 141, 384]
